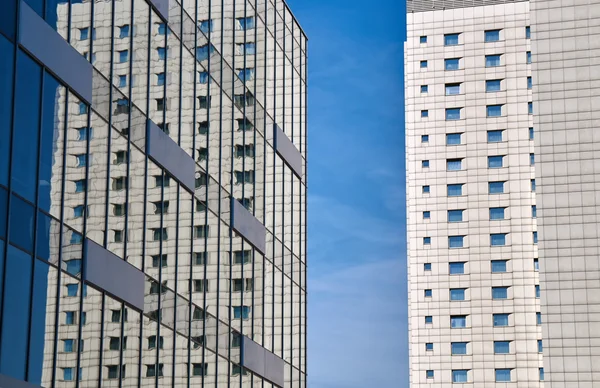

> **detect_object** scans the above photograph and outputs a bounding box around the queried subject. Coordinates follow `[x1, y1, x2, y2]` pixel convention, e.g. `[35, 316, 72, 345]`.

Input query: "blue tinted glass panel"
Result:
[9, 194, 35, 252]
[0, 187, 6, 239]
[528, 77, 532, 89]
[425, 343, 433, 351]
[529, 127, 534, 140]
[453, 370, 468, 383]
[421, 135, 429, 143]
[119, 25, 129, 38]
[486, 79, 501, 91]
[531, 179, 536, 191]
[445, 58, 460, 70]
[0, 0, 17, 40]
[487, 105, 502, 117]
[158, 23, 166, 35]
[533, 231, 538, 243]
[446, 108, 461, 120]
[64, 368, 73, 381]
[538, 340, 543, 352]
[119, 50, 128, 62]
[491, 233, 506, 246]
[451, 342, 467, 355]
[424, 289, 432, 297]
[527, 51, 532, 63]
[0, 35, 14, 186]
[423, 211, 430, 219]
[445, 84, 460, 95]
[529, 102, 533, 114]
[422, 160, 429, 168]
[534, 259, 539, 271]
[493, 313, 509, 326]
[0, 246, 33, 380]
[35, 210, 51, 260]
[65, 259, 82, 277]
[449, 262, 465, 274]
[28, 258, 49, 384]
[492, 287, 508, 299]
[421, 110, 428, 118]
[424, 263, 431, 271]
[446, 133, 461, 145]
[489, 182, 504, 194]
[496, 369, 511, 382]
[450, 289, 465, 300]
[425, 316, 432, 323]
[447, 184, 463, 196]
[485, 30, 500, 41]
[420, 60, 427, 68]
[449, 236, 464, 248]
[532, 205, 537, 218]
[491, 260, 507, 272]
[444, 34, 459, 45]
[526, 26, 531, 39]
[38, 73, 61, 211]
[420, 36, 427, 43]
[540, 368, 544, 381]
[487, 130, 503, 142]
[423, 237, 431, 245]
[64, 339, 74, 352]
[421, 85, 428, 93]
[486, 55, 501, 67]
[426, 370, 434, 378]
[488, 156, 503, 168]
[67, 284, 78, 296]
[12, 52, 42, 202]
[451, 316, 466, 328]
[490, 207, 505, 220]
[447, 159, 461, 170]
[536, 285, 540, 298]
[422, 185, 430, 194]
[79, 28, 89, 40]
[448, 210, 463, 222]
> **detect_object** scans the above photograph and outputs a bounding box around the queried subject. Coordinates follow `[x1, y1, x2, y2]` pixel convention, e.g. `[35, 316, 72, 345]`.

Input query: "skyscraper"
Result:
[405, 0, 542, 385]
[0, 1, 306, 387]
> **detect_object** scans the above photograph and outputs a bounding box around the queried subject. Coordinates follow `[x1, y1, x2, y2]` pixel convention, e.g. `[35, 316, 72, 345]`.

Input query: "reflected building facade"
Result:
[0, 0, 306, 387]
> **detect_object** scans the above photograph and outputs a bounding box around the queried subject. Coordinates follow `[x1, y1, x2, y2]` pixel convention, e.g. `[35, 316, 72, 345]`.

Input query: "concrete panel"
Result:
[19, 2, 93, 104]
[146, 119, 195, 193]
[85, 239, 145, 311]
[231, 198, 266, 254]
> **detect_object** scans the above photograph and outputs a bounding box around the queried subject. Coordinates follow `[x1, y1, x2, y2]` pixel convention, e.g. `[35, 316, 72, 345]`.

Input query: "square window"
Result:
[450, 288, 465, 301]
[422, 160, 429, 168]
[485, 54, 501, 67]
[447, 158, 462, 171]
[493, 313, 509, 327]
[79, 28, 89, 40]
[421, 110, 429, 118]
[450, 315, 467, 328]
[423, 211, 430, 219]
[488, 155, 504, 168]
[425, 343, 433, 351]
[526, 26, 531, 39]
[422, 185, 430, 194]
[78, 102, 88, 115]
[496, 369, 511, 382]
[66, 284, 78, 297]
[446, 133, 462, 145]
[491, 233, 507, 246]
[421, 134, 429, 143]
[489, 181, 505, 194]
[485, 29, 501, 42]
[528, 76, 532, 89]
[449, 262, 465, 275]
[420, 85, 428, 93]
[424, 263, 431, 271]
[452, 370, 468, 383]
[420, 36, 427, 44]
[119, 25, 130, 38]
[63, 339, 74, 352]
[200, 19, 214, 33]
[425, 316, 433, 324]
[420, 60, 427, 68]
[447, 184, 463, 196]
[489, 207, 505, 220]
[487, 130, 503, 142]
[451, 342, 467, 355]
[445, 83, 460, 95]
[444, 33, 459, 46]
[424, 289, 432, 297]
[491, 260, 508, 273]
[423, 237, 431, 245]
[426, 370, 434, 379]
[492, 286, 508, 299]
[487, 104, 502, 117]
[448, 210, 463, 222]
[445, 58, 460, 70]
[449, 236, 464, 248]
[486, 79, 501, 92]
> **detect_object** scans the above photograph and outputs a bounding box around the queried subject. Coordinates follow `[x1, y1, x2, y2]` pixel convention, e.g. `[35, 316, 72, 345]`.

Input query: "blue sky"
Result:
[286, 0, 408, 387]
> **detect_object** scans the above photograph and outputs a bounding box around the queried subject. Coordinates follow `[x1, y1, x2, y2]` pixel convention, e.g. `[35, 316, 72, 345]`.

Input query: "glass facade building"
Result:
[0, 0, 306, 387]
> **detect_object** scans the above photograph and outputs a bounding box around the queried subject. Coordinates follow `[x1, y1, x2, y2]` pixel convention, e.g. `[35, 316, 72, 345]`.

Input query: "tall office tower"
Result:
[531, 0, 600, 386]
[406, 0, 543, 385]
[0, 1, 306, 388]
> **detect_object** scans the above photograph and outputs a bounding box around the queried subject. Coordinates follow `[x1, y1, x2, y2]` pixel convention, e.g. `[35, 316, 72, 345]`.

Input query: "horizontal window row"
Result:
[424, 312, 542, 327]
[422, 232, 538, 247]
[419, 51, 531, 70]
[418, 27, 530, 45]
[422, 206, 537, 221]
[420, 154, 535, 170]
[420, 127, 534, 145]
[422, 179, 536, 195]
[423, 259, 539, 274]
[420, 77, 532, 95]
[423, 285, 540, 300]
[425, 339, 542, 354]
[420, 103, 533, 120]
[425, 367, 543, 383]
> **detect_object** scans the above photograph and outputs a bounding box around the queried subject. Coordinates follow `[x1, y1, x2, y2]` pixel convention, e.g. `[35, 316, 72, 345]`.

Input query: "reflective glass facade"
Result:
[0, 0, 307, 387]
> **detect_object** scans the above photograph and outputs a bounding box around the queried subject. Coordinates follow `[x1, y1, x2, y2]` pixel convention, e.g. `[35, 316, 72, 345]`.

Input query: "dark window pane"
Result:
[0, 34, 14, 185]
[28, 259, 50, 384]
[35, 211, 51, 260]
[0, 0, 17, 41]
[9, 194, 35, 252]
[0, 186, 7, 239]
[0, 246, 33, 380]
[12, 52, 42, 202]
